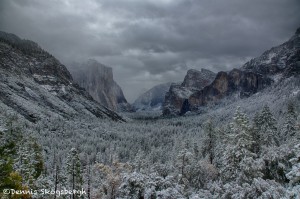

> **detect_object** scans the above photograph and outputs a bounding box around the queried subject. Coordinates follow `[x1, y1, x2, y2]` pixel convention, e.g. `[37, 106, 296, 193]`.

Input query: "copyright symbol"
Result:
[3, 189, 10, 194]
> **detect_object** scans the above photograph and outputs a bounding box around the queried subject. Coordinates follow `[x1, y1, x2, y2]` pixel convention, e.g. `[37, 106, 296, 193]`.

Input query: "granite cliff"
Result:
[68, 60, 132, 112]
[188, 69, 272, 112]
[163, 28, 300, 116]
[163, 69, 216, 115]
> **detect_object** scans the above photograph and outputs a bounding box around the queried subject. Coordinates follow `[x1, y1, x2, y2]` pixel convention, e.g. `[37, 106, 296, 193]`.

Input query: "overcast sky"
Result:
[0, 0, 300, 102]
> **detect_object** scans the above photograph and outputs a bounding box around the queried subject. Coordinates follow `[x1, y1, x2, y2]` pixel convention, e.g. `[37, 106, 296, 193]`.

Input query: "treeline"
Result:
[0, 36, 52, 57]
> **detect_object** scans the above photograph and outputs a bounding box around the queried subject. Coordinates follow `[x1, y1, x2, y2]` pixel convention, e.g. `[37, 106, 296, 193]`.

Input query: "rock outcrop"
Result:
[182, 69, 216, 88]
[188, 69, 272, 112]
[163, 69, 216, 115]
[68, 60, 132, 112]
[0, 31, 124, 122]
[132, 82, 172, 111]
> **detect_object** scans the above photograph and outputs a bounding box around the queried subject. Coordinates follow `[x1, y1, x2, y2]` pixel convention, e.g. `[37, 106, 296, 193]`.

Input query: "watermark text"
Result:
[3, 188, 86, 197]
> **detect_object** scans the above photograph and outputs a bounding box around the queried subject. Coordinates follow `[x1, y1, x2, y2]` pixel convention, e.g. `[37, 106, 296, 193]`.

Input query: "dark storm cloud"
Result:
[0, 0, 300, 101]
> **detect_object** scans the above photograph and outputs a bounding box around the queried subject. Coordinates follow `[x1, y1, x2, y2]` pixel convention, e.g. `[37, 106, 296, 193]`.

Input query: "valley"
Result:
[0, 25, 300, 199]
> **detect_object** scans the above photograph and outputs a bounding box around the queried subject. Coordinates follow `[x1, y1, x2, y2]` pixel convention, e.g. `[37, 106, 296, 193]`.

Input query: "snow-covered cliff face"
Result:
[242, 27, 300, 79]
[188, 69, 272, 112]
[68, 60, 132, 112]
[0, 31, 124, 122]
[132, 82, 172, 111]
[163, 28, 300, 116]
[163, 69, 216, 115]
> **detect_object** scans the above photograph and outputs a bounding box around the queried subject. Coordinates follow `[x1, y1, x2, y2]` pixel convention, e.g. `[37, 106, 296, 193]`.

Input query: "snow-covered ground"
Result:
[1, 76, 299, 198]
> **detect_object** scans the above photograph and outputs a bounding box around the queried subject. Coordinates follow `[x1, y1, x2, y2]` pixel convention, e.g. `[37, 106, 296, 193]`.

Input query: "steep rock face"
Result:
[163, 69, 216, 115]
[182, 69, 216, 88]
[132, 82, 172, 111]
[68, 60, 132, 112]
[188, 69, 272, 112]
[242, 27, 300, 78]
[0, 31, 124, 122]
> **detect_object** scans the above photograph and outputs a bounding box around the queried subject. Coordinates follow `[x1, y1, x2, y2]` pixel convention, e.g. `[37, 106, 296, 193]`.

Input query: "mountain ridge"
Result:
[163, 27, 300, 116]
[0, 31, 124, 122]
[242, 27, 300, 78]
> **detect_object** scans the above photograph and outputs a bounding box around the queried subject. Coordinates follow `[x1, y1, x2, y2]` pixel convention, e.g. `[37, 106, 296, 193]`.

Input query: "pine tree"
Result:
[252, 112, 262, 154]
[0, 127, 17, 193]
[258, 105, 279, 147]
[14, 138, 44, 188]
[95, 161, 131, 199]
[201, 119, 217, 164]
[117, 172, 147, 199]
[83, 157, 92, 199]
[222, 107, 263, 184]
[15, 143, 32, 186]
[286, 144, 300, 185]
[175, 149, 194, 185]
[282, 102, 298, 141]
[0, 116, 41, 198]
[86, 164, 91, 199]
[53, 165, 60, 199]
[133, 150, 146, 172]
[0, 126, 20, 193]
[66, 148, 83, 199]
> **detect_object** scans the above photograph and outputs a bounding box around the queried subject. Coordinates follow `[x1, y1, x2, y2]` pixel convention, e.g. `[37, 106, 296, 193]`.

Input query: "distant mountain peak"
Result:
[68, 60, 132, 112]
[132, 82, 172, 111]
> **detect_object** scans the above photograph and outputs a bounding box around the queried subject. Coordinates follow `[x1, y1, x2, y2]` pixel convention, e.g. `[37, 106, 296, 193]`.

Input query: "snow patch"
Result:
[33, 74, 57, 82]
[272, 74, 283, 83]
[25, 86, 40, 99]
[292, 90, 300, 96]
[41, 85, 53, 91]
[61, 85, 66, 94]
[173, 87, 194, 98]
[0, 126, 8, 132]
[262, 52, 277, 64]
[152, 104, 162, 111]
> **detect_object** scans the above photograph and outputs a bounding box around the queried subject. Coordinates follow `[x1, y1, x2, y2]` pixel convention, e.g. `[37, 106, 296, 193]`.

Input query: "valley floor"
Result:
[1, 77, 300, 198]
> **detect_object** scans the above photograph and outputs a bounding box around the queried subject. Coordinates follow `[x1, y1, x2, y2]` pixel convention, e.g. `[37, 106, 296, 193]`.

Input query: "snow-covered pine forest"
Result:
[1, 75, 300, 199]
